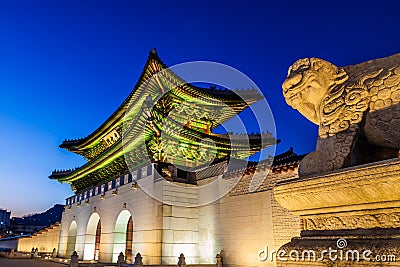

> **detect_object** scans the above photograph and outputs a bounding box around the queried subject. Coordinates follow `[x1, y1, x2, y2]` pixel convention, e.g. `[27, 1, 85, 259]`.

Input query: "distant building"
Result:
[0, 209, 10, 231]
[8, 205, 64, 236]
[0, 236, 21, 252]
[0, 205, 62, 253]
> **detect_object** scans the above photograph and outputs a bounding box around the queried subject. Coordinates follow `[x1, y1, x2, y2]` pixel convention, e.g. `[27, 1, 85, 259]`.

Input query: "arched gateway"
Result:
[83, 213, 101, 260]
[112, 210, 133, 263]
[66, 221, 77, 257]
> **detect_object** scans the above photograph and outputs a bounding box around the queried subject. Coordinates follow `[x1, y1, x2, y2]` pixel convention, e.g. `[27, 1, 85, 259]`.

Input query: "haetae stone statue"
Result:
[282, 54, 400, 176]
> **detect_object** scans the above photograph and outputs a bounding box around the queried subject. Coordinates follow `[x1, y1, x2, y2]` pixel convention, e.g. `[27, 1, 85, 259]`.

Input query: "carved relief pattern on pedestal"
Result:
[302, 212, 400, 230]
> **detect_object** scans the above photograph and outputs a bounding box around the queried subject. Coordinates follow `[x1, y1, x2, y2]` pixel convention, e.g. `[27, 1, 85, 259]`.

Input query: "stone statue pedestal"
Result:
[274, 158, 400, 266]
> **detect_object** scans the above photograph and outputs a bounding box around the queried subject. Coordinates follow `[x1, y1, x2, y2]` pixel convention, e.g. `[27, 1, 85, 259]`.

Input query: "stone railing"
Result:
[67, 251, 221, 267]
[65, 164, 153, 207]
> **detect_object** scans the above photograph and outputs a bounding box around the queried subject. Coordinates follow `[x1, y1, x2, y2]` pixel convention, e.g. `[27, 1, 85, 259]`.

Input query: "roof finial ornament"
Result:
[150, 48, 158, 56]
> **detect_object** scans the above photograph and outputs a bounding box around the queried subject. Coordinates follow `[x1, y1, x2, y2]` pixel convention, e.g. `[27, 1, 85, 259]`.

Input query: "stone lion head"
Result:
[282, 58, 349, 125]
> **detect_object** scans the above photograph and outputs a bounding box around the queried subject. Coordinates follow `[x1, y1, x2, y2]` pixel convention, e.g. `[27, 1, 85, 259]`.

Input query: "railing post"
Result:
[216, 254, 223, 267]
[52, 248, 57, 258]
[133, 252, 143, 267]
[9, 248, 15, 258]
[117, 252, 125, 266]
[178, 253, 186, 267]
[70, 251, 79, 267]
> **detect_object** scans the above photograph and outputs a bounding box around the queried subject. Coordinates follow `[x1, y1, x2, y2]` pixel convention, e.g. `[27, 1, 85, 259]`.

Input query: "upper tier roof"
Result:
[60, 49, 264, 157]
[51, 49, 279, 192]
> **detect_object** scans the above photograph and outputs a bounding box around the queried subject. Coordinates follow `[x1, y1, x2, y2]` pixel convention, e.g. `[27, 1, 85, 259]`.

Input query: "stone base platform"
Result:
[274, 158, 400, 266]
[276, 231, 400, 266]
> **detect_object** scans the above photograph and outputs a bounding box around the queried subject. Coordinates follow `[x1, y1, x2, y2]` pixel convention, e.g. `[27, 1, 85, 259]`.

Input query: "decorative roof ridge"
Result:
[50, 95, 153, 182]
[49, 168, 77, 179]
[59, 49, 265, 152]
[230, 132, 276, 138]
[60, 48, 167, 151]
[194, 86, 261, 96]
[178, 83, 263, 104]
[212, 132, 280, 143]
[272, 147, 306, 165]
[60, 137, 87, 147]
[222, 158, 273, 178]
[222, 148, 305, 177]
[50, 138, 123, 181]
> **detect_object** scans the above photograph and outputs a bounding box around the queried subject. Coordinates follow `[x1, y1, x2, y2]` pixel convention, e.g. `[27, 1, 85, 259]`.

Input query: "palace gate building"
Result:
[48, 50, 301, 266]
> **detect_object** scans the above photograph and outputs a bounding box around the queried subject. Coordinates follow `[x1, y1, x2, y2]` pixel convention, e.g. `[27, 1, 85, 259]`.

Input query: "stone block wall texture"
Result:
[228, 169, 301, 247]
[58, 173, 163, 264]
[53, 166, 300, 266]
[197, 168, 301, 267]
[161, 182, 200, 264]
[18, 223, 61, 253]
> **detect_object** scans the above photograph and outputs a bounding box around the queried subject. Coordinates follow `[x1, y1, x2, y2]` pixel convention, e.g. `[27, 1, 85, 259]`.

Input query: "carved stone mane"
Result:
[319, 65, 383, 138]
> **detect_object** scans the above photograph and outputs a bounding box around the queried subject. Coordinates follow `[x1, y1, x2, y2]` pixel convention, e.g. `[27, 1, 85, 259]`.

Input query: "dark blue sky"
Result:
[1, 0, 399, 216]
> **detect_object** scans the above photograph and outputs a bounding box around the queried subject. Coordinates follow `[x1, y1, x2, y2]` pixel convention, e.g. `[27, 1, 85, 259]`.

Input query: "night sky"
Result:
[1, 0, 400, 216]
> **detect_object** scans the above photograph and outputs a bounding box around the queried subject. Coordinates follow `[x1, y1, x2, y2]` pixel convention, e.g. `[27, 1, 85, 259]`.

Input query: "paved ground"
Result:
[0, 258, 66, 267]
